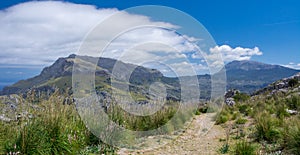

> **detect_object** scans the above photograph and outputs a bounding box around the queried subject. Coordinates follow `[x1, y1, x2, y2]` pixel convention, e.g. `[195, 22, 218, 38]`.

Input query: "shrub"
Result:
[236, 117, 247, 124]
[1, 94, 116, 155]
[219, 144, 229, 154]
[216, 115, 229, 124]
[275, 103, 289, 119]
[288, 78, 298, 87]
[254, 113, 281, 143]
[233, 93, 250, 102]
[286, 95, 300, 110]
[0, 122, 18, 154]
[283, 118, 300, 154]
[194, 109, 201, 115]
[238, 104, 248, 114]
[232, 111, 240, 120]
[234, 140, 256, 155]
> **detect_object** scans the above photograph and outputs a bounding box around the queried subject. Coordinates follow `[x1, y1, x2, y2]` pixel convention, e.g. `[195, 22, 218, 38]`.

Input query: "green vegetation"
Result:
[107, 100, 181, 131]
[0, 89, 197, 154]
[217, 88, 300, 154]
[234, 140, 256, 155]
[0, 92, 116, 155]
[219, 143, 229, 154]
[236, 117, 247, 124]
[288, 78, 298, 87]
[254, 112, 281, 143]
[282, 117, 300, 154]
[233, 92, 250, 102]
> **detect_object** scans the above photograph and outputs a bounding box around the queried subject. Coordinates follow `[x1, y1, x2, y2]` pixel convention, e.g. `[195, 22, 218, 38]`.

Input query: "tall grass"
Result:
[0, 93, 115, 155]
[282, 117, 300, 154]
[107, 99, 196, 136]
[234, 140, 256, 155]
[254, 112, 281, 143]
[1, 91, 195, 154]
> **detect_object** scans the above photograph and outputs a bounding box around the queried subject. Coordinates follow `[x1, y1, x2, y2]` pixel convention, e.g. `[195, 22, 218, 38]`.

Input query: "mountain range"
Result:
[225, 60, 299, 93]
[1, 54, 299, 98]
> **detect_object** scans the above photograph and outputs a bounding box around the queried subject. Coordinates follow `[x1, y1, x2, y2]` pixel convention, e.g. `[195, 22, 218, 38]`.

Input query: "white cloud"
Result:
[191, 45, 263, 73]
[0, 1, 116, 65]
[0, 1, 185, 67]
[209, 45, 262, 62]
[283, 62, 300, 70]
[0, 1, 263, 77]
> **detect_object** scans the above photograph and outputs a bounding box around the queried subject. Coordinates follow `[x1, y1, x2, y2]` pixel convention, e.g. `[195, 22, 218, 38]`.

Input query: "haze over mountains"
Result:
[0, 54, 299, 97]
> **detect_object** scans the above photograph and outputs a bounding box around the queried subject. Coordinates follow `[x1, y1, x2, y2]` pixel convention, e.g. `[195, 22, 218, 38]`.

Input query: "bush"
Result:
[219, 144, 229, 154]
[236, 117, 247, 124]
[275, 103, 289, 119]
[283, 118, 300, 154]
[234, 140, 256, 155]
[1, 94, 116, 155]
[216, 115, 229, 124]
[286, 95, 300, 111]
[254, 113, 281, 143]
[288, 78, 298, 87]
[233, 93, 250, 102]
[194, 109, 201, 115]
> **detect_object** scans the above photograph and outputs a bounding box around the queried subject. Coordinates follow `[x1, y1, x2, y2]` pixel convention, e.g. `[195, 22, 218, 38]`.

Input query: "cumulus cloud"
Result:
[189, 45, 263, 73]
[0, 1, 210, 77]
[0, 1, 184, 67]
[209, 45, 263, 62]
[0, 1, 263, 77]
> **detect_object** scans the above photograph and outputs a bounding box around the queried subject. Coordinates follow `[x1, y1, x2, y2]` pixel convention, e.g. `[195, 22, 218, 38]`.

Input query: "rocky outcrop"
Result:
[225, 98, 235, 106]
[0, 95, 35, 122]
[224, 89, 239, 106]
[254, 72, 300, 95]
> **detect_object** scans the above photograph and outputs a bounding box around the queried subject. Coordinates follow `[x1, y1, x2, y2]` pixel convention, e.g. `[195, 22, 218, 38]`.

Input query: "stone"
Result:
[225, 98, 235, 106]
[286, 109, 298, 115]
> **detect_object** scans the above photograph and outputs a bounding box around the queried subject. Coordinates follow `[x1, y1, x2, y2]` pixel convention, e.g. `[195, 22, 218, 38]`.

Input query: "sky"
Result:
[0, 0, 299, 89]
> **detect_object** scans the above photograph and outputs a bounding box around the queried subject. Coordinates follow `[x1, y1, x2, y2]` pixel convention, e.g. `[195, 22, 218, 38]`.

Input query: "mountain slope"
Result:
[1, 54, 164, 96]
[225, 60, 299, 93]
[1, 56, 299, 96]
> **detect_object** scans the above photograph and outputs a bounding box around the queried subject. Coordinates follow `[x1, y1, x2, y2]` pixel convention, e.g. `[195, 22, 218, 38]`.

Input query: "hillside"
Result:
[0, 55, 168, 100]
[125, 72, 300, 154]
[2, 55, 156, 92]
[1, 57, 300, 154]
[1, 55, 299, 97]
[225, 60, 299, 93]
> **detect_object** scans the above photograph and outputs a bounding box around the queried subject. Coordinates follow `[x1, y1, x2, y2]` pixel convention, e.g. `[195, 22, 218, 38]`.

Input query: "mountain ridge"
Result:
[225, 60, 299, 93]
[1, 55, 299, 96]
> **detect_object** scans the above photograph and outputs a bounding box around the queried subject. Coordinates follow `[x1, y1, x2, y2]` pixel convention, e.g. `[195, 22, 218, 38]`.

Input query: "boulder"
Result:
[225, 98, 235, 106]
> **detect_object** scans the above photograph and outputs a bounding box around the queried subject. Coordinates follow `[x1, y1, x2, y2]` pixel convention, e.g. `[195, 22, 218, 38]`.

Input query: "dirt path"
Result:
[118, 113, 226, 155]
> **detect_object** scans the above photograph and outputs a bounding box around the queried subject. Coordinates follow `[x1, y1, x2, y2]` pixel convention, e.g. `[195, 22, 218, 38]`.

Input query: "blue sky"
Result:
[0, 0, 299, 89]
[1, 0, 297, 64]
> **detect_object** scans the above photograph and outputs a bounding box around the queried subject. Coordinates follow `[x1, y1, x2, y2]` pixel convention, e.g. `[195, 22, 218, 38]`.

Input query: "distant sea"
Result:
[0, 67, 42, 92]
[0, 82, 13, 90]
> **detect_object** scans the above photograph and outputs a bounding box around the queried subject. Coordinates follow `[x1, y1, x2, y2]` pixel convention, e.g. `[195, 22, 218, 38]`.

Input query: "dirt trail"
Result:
[118, 113, 226, 155]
